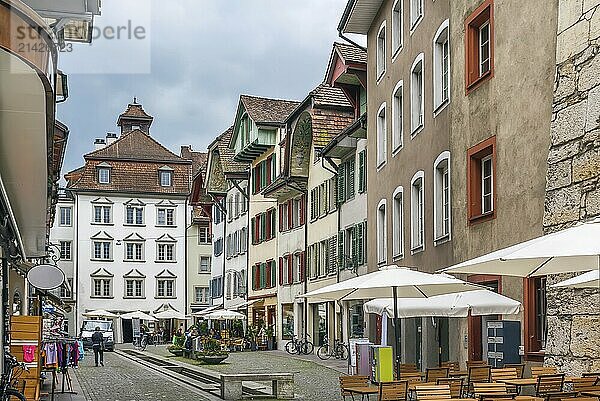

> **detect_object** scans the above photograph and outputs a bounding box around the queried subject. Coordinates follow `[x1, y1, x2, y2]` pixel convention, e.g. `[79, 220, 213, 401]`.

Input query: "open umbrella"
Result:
[120, 310, 157, 321]
[298, 266, 482, 377]
[83, 309, 118, 319]
[191, 303, 223, 317]
[153, 309, 189, 320]
[204, 310, 246, 320]
[363, 289, 521, 318]
[442, 218, 600, 277]
[552, 270, 599, 289]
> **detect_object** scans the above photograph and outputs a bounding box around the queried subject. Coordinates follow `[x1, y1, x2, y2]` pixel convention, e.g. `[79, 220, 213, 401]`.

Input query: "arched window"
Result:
[391, 0, 403, 56]
[392, 186, 404, 259]
[392, 81, 403, 153]
[433, 151, 451, 244]
[377, 199, 388, 265]
[377, 22, 387, 79]
[410, 53, 425, 135]
[433, 19, 450, 112]
[410, 171, 425, 253]
[377, 103, 387, 167]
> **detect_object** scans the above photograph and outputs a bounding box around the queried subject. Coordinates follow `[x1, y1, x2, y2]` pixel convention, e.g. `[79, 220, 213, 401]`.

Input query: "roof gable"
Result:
[85, 130, 185, 163]
[239, 95, 300, 125]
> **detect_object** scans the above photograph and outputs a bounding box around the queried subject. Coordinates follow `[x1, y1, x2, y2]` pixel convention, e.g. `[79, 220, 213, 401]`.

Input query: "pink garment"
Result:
[23, 345, 36, 363]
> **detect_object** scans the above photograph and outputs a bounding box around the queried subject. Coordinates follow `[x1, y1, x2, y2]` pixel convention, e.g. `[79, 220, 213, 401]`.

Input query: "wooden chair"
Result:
[379, 380, 408, 401]
[340, 375, 370, 401]
[416, 384, 452, 400]
[466, 366, 492, 396]
[468, 361, 489, 368]
[532, 367, 559, 378]
[441, 362, 460, 373]
[437, 377, 463, 398]
[504, 364, 525, 379]
[473, 382, 516, 400]
[400, 371, 424, 384]
[582, 373, 600, 378]
[536, 374, 572, 401]
[491, 368, 518, 393]
[573, 377, 600, 393]
[401, 363, 419, 372]
[426, 368, 450, 383]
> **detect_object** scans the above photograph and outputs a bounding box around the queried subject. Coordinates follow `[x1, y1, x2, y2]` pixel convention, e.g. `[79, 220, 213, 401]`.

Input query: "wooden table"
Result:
[497, 377, 578, 394]
[343, 385, 379, 400]
[450, 371, 469, 377]
[581, 390, 600, 398]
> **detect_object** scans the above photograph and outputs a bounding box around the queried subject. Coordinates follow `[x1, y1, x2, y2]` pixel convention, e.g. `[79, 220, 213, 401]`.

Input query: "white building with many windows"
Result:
[62, 101, 191, 343]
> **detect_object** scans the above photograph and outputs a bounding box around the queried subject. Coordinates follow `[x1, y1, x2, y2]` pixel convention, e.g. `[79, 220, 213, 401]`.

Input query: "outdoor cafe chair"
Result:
[532, 367, 559, 378]
[379, 380, 409, 401]
[504, 364, 525, 379]
[466, 366, 492, 396]
[401, 363, 419, 372]
[436, 377, 463, 398]
[473, 382, 516, 401]
[491, 368, 518, 393]
[399, 371, 424, 384]
[536, 374, 578, 401]
[441, 362, 460, 374]
[415, 384, 452, 400]
[572, 377, 600, 393]
[426, 368, 450, 383]
[339, 375, 370, 401]
[582, 373, 600, 378]
[468, 361, 489, 368]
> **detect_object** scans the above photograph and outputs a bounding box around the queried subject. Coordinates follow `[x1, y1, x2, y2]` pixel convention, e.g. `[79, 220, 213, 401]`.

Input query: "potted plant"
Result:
[196, 338, 229, 364]
[245, 325, 258, 351]
[167, 344, 184, 357]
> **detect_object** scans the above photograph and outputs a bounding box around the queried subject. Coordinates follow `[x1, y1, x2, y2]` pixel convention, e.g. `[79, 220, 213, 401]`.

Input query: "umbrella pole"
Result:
[393, 286, 401, 379]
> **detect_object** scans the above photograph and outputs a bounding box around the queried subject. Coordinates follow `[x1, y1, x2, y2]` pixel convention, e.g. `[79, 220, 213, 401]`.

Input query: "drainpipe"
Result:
[184, 197, 188, 328]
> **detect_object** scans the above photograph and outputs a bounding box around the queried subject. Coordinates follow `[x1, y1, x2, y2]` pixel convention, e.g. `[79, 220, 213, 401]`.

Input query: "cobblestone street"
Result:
[145, 346, 344, 400]
[73, 350, 214, 401]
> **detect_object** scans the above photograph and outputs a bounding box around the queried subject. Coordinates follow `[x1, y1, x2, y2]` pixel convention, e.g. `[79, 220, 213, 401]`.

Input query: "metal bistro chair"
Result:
[535, 374, 576, 401]
[466, 366, 492, 397]
[339, 375, 370, 401]
[531, 367, 559, 379]
[503, 364, 525, 379]
[491, 368, 518, 394]
[415, 384, 452, 401]
[572, 377, 600, 394]
[426, 368, 450, 383]
[379, 380, 409, 401]
[467, 361, 489, 368]
[437, 377, 464, 398]
[441, 362, 461, 374]
[401, 363, 420, 373]
[473, 382, 516, 401]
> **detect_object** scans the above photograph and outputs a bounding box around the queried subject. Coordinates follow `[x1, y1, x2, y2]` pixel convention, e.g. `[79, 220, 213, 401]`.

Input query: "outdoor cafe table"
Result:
[343, 385, 379, 400]
[450, 370, 469, 377]
[581, 390, 600, 398]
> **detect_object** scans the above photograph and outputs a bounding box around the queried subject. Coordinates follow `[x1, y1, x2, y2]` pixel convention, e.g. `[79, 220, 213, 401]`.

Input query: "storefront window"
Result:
[282, 304, 294, 340]
[349, 301, 364, 338]
[316, 303, 327, 346]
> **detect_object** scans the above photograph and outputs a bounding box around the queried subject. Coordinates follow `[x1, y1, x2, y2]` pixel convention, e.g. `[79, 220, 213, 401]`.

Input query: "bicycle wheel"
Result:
[140, 338, 147, 351]
[336, 343, 349, 360]
[4, 388, 27, 401]
[316, 345, 331, 360]
[285, 341, 297, 354]
[301, 341, 314, 355]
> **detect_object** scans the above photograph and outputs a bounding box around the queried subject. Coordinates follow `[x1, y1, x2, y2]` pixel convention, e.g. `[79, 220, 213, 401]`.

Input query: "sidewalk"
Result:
[39, 368, 87, 401]
[269, 349, 351, 374]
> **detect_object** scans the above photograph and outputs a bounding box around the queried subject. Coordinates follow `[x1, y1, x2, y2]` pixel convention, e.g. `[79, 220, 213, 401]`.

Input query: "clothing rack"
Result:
[41, 336, 81, 401]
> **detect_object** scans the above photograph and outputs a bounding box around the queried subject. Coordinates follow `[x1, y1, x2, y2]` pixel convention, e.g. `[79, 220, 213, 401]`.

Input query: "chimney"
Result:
[94, 138, 106, 150]
[106, 132, 117, 145]
[180, 145, 192, 159]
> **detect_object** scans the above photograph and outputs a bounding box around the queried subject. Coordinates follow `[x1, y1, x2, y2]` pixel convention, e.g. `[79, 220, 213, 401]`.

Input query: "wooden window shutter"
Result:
[338, 163, 346, 204]
[271, 261, 276, 288]
[358, 151, 365, 193]
[329, 236, 337, 274]
[351, 225, 358, 266]
[287, 200, 293, 229]
[266, 210, 272, 240]
[348, 159, 356, 199]
[310, 189, 316, 220]
[279, 205, 284, 232]
[300, 195, 306, 226]
[357, 223, 364, 265]
[300, 251, 306, 282]
[271, 209, 276, 238]
[266, 155, 272, 186]
[250, 217, 256, 245]
[279, 257, 284, 286]
[338, 231, 345, 270]
[287, 254, 293, 285]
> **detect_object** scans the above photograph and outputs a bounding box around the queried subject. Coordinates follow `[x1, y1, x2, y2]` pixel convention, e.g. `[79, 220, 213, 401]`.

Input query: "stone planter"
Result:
[198, 354, 229, 364]
[168, 348, 184, 357]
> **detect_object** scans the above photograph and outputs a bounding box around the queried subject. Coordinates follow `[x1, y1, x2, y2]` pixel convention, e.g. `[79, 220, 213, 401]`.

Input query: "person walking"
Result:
[91, 327, 105, 367]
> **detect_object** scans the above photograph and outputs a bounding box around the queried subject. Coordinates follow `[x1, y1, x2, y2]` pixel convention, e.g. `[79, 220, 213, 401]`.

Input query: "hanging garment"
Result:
[22, 345, 36, 363]
[77, 340, 84, 361]
[44, 343, 58, 366]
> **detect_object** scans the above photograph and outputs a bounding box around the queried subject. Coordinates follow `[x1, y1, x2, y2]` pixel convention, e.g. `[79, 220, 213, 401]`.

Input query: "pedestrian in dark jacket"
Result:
[91, 327, 105, 367]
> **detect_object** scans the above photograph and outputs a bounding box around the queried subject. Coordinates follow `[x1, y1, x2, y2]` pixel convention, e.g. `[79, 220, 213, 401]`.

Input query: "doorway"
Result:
[438, 317, 449, 365]
[468, 276, 500, 361]
[122, 319, 133, 343]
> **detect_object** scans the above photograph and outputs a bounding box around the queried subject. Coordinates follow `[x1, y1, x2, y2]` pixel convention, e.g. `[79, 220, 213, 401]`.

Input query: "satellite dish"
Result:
[27, 264, 65, 290]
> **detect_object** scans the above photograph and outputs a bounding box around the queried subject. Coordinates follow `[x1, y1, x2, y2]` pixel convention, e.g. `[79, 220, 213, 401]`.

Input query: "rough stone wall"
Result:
[544, 0, 600, 375]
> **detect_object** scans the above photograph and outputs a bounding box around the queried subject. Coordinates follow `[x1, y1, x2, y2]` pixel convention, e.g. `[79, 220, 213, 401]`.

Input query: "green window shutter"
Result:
[357, 223, 364, 265]
[260, 263, 266, 289]
[250, 217, 256, 245]
[260, 213, 266, 242]
[358, 151, 365, 193]
[261, 161, 267, 189]
[328, 236, 337, 274]
[271, 261, 276, 287]
[351, 225, 358, 266]
[338, 231, 345, 270]
[338, 163, 346, 205]
[348, 159, 356, 200]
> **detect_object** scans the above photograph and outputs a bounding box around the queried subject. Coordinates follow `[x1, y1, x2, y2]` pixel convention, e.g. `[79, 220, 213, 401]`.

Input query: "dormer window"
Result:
[159, 167, 173, 187]
[98, 167, 111, 184]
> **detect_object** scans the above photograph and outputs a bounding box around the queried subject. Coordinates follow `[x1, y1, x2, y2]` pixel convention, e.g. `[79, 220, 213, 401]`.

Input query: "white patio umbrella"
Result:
[153, 309, 190, 320]
[204, 310, 246, 320]
[191, 303, 223, 317]
[552, 270, 599, 289]
[442, 218, 600, 277]
[298, 266, 482, 377]
[363, 289, 521, 318]
[83, 309, 118, 319]
[120, 310, 157, 321]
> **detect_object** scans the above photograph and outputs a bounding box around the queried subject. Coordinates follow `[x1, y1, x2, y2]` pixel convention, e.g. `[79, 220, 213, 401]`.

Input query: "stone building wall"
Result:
[543, 0, 600, 375]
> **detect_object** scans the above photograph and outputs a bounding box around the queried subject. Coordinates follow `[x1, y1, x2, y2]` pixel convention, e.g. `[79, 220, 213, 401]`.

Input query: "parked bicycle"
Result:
[316, 336, 349, 360]
[134, 332, 148, 351]
[0, 351, 28, 401]
[284, 333, 314, 355]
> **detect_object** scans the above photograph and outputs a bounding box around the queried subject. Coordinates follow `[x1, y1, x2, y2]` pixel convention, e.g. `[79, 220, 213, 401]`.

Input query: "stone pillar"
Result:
[543, 0, 600, 375]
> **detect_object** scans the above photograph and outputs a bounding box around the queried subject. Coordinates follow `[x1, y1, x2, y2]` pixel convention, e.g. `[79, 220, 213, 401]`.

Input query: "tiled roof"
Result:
[240, 95, 300, 125]
[334, 42, 367, 64]
[216, 126, 248, 174]
[312, 107, 356, 149]
[181, 146, 208, 178]
[85, 130, 185, 162]
[118, 102, 153, 120]
[310, 83, 353, 108]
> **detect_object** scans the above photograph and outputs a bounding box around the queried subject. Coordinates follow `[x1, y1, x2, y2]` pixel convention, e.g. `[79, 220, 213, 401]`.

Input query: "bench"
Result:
[220, 373, 294, 400]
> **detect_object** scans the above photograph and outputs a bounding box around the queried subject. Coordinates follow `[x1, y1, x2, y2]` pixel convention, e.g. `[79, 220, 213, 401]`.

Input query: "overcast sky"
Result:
[57, 0, 363, 175]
